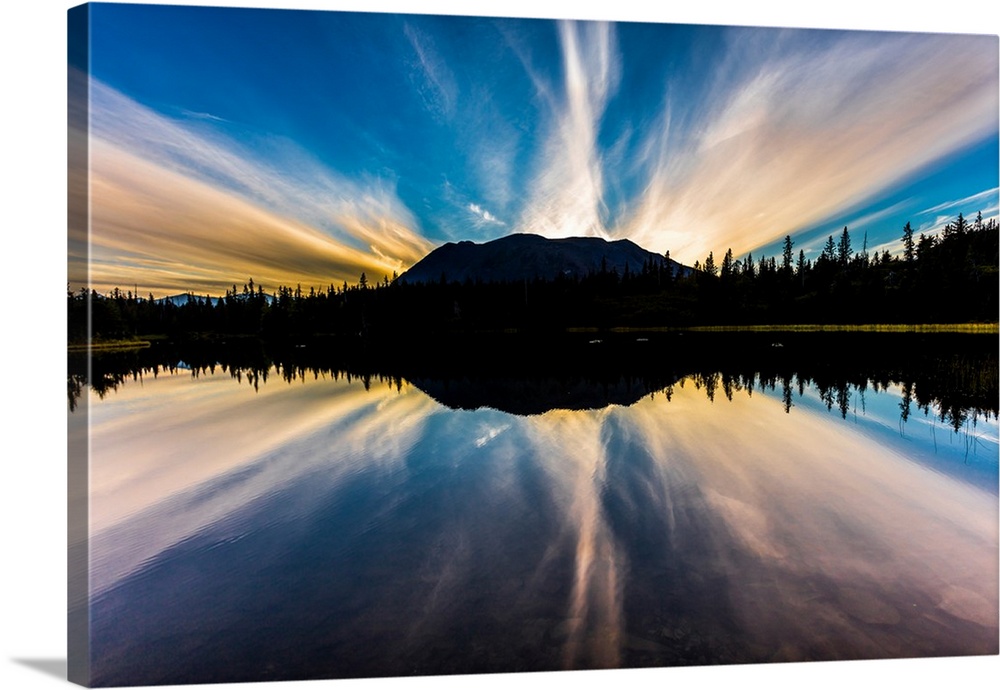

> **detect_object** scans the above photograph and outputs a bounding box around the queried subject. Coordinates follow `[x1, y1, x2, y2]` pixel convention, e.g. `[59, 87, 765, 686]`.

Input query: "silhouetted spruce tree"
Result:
[704, 252, 717, 276]
[721, 248, 734, 281]
[954, 212, 968, 236]
[821, 235, 836, 263]
[916, 232, 934, 259]
[662, 250, 674, 286]
[902, 222, 915, 264]
[837, 227, 852, 266]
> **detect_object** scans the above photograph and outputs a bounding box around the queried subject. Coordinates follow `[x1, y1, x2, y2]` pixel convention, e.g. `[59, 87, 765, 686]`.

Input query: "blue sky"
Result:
[2, 4, 999, 690]
[69, 2, 998, 294]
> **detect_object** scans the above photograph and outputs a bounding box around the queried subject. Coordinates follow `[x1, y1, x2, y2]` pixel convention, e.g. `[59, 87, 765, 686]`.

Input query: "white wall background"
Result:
[3, 2, 998, 690]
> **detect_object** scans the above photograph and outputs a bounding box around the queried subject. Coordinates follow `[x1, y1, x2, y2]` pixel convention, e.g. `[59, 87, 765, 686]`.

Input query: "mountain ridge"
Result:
[397, 233, 690, 285]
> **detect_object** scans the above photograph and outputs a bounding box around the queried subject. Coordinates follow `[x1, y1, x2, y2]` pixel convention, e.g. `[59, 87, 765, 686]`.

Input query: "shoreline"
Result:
[68, 322, 999, 350]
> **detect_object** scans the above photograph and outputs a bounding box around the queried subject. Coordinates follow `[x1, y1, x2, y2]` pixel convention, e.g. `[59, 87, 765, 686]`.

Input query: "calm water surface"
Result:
[69, 334, 999, 685]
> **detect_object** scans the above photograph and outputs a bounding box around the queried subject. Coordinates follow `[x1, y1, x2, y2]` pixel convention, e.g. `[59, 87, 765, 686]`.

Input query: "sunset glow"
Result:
[71, 4, 998, 296]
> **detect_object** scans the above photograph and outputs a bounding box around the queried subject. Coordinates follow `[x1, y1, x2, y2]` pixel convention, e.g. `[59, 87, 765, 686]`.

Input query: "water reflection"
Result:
[69, 333, 999, 685]
[69, 332, 998, 425]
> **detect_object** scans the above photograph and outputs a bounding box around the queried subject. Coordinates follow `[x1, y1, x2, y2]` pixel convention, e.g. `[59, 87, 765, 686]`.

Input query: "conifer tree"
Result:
[902, 221, 915, 263]
[837, 227, 852, 265]
[704, 252, 717, 276]
[721, 248, 734, 280]
[821, 236, 836, 263]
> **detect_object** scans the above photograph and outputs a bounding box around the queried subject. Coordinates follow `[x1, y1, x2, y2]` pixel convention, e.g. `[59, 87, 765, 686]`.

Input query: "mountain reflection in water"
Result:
[69, 333, 998, 685]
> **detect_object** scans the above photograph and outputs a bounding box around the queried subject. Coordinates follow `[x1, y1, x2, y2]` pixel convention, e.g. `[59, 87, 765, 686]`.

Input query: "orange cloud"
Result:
[71, 75, 434, 296]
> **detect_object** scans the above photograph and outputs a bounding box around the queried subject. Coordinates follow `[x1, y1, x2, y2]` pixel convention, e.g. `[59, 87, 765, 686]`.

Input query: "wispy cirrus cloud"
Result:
[518, 20, 619, 240]
[178, 108, 229, 123]
[468, 203, 505, 227]
[404, 22, 459, 120]
[620, 31, 999, 262]
[82, 139, 419, 295]
[71, 17, 998, 294]
[913, 187, 1000, 238]
[500, 25, 996, 264]
[72, 73, 433, 295]
[919, 187, 999, 220]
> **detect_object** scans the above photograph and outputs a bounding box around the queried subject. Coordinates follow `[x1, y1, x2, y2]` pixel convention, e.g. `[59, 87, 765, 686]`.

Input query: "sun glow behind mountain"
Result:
[70, 4, 998, 296]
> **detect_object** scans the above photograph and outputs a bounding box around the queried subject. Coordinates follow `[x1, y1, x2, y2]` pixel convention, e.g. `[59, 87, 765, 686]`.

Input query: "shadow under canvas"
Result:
[12, 658, 68, 681]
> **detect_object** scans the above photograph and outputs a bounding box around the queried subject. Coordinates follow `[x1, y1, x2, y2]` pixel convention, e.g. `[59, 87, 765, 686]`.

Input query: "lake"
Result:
[68, 332, 999, 686]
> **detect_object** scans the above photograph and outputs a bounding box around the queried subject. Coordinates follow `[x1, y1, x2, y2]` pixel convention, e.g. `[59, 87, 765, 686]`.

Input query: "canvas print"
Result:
[67, 2, 999, 687]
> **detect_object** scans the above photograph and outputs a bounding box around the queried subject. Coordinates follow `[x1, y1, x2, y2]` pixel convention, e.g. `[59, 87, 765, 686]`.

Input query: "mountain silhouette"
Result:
[397, 233, 689, 284]
[407, 373, 675, 415]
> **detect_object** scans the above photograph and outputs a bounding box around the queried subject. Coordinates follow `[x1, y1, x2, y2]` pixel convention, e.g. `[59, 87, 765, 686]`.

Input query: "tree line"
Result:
[68, 330, 997, 432]
[68, 211, 998, 341]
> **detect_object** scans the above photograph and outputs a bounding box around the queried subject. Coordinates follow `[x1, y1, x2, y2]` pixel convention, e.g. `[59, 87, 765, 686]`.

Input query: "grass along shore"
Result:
[569, 323, 999, 334]
[67, 338, 153, 352]
[677, 323, 999, 334]
[68, 322, 998, 350]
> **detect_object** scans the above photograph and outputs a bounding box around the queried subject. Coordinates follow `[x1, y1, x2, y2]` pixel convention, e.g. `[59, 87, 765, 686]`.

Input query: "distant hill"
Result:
[156, 292, 275, 307]
[397, 233, 690, 285]
[157, 293, 219, 307]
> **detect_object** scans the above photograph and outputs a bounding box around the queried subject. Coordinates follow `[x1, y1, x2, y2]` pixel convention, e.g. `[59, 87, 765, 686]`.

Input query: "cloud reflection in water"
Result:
[83, 365, 997, 684]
